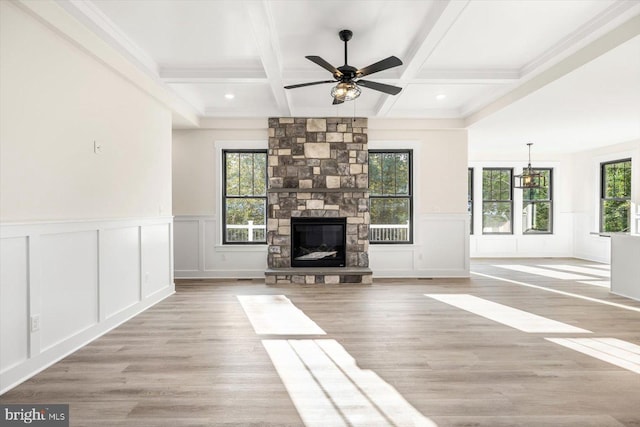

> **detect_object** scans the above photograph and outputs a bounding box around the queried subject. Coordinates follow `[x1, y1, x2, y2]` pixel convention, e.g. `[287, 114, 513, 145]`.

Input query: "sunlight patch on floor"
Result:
[538, 264, 610, 278]
[426, 294, 591, 333]
[585, 264, 611, 270]
[263, 339, 437, 427]
[237, 295, 326, 335]
[546, 338, 640, 374]
[471, 271, 640, 313]
[494, 264, 593, 280]
[577, 280, 611, 288]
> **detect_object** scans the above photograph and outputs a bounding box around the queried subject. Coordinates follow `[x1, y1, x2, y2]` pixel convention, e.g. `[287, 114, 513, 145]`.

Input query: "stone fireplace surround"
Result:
[265, 117, 372, 285]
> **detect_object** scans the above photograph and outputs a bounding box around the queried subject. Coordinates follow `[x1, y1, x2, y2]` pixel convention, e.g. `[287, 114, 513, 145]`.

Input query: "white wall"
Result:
[571, 139, 640, 263]
[0, 1, 172, 221]
[468, 153, 574, 258]
[173, 119, 470, 278]
[468, 139, 640, 261]
[368, 124, 470, 277]
[0, 1, 175, 392]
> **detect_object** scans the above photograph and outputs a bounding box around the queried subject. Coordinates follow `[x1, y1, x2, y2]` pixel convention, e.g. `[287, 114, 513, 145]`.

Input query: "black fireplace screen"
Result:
[291, 217, 346, 267]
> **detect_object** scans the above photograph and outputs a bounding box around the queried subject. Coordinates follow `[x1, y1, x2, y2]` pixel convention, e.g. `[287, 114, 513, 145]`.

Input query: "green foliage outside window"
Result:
[601, 159, 631, 232]
[523, 169, 552, 234]
[482, 169, 513, 234]
[224, 151, 267, 243]
[369, 151, 412, 242]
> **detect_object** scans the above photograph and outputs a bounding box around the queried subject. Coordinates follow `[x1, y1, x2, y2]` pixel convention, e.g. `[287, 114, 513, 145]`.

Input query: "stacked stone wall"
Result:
[266, 117, 370, 281]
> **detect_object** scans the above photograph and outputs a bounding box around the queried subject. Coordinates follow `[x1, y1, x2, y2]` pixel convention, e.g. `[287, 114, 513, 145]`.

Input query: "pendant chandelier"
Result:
[514, 143, 545, 189]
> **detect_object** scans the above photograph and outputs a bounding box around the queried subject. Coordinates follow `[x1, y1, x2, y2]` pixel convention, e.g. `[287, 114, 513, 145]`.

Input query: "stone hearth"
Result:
[265, 117, 371, 285]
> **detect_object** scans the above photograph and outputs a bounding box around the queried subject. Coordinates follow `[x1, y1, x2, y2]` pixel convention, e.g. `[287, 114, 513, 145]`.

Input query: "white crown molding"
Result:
[15, 0, 200, 127]
[521, 0, 640, 78]
[464, 13, 640, 127]
[55, 0, 159, 77]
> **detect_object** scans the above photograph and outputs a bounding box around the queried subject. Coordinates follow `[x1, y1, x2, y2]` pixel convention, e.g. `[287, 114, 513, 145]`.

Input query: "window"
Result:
[523, 168, 553, 234]
[468, 168, 474, 234]
[482, 168, 513, 234]
[368, 151, 412, 243]
[223, 150, 267, 243]
[601, 158, 632, 232]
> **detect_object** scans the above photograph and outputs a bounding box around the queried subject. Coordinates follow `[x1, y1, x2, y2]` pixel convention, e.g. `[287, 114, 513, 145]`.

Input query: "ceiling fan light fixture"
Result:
[330, 81, 361, 101]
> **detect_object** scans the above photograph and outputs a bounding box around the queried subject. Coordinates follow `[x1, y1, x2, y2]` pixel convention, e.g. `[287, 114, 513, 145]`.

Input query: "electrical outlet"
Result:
[93, 140, 103, 154]
[30, 315, 40, 332]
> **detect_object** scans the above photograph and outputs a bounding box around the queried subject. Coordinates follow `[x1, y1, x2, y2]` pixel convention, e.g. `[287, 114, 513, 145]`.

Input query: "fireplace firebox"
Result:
[291, 217, 346, 267]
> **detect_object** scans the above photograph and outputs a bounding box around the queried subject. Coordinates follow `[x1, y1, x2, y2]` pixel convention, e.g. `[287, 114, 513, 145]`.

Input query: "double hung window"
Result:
[600, 159, 632, 232]
[223, 150, 267, 244]
[482, 168, 513, 234]
[523, 169, 553, 234]
[368, 151, 412, 243]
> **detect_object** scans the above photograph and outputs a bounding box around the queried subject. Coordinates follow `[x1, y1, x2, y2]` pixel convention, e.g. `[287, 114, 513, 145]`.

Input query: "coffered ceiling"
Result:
[59, 0, 640, 152]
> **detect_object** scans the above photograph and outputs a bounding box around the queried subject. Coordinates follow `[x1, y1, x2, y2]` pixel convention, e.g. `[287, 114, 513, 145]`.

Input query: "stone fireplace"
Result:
[265, 117, 372, 284]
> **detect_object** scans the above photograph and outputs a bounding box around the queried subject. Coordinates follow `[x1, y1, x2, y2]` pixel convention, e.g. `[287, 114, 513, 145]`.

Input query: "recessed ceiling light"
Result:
[435, 94, 446, 101]
[224, 93, 235, 100]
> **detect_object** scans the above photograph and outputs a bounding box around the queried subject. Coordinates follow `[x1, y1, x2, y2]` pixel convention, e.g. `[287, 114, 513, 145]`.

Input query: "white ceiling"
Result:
[60, 0, 640, 153]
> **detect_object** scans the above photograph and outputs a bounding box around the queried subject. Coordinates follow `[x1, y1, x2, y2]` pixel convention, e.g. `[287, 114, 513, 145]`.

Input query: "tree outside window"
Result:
[601, 159, 631, 232]
[223, 150, 267, 243]
[368, 151, 412, 243]
[482, 168, 513, 234]
[523, 168, 552, 234]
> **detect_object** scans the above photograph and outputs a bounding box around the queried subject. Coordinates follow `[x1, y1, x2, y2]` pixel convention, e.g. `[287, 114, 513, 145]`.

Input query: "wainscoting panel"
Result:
[175, 214, 469, 279]
[40, 230, 99, 352]
[370, 213, 470, 278]
[173, 219, 200, 272]
[0, 217, 175, 394]
[471, 212, 574, 259]
[0, 237, 29, 374]
[100, 226, 141, 320]
[141, 224, 172, 298]
[174, 216, 267, 279]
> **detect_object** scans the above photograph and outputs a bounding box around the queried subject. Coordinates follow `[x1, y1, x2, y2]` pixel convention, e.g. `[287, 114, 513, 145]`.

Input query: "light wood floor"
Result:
[2, 258, 640, 426]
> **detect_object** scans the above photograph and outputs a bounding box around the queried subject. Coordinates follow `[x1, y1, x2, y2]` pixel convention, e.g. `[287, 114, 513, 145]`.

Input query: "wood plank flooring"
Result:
[2, 258, 640, 426]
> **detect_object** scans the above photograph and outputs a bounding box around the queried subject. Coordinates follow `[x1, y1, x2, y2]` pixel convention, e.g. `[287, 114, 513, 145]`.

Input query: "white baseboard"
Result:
[0, 217, 174, 394]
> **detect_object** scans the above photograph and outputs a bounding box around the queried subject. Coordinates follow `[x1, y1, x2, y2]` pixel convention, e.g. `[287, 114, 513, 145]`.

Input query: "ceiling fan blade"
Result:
[284, 80, 336, 90]
[306, 56, 342, 76]
[356, 56, 403, 78]
[357, 80, 402, 95]
[332, 97, 344, 105]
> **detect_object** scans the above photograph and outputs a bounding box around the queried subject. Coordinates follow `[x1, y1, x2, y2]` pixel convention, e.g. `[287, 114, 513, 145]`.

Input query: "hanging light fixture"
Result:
[330, 81, 361, 102]
[514, 143, 545, 189]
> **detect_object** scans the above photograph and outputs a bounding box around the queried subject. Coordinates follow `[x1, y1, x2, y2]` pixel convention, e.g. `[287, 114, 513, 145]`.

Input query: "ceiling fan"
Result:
[284, 29, 403, 105]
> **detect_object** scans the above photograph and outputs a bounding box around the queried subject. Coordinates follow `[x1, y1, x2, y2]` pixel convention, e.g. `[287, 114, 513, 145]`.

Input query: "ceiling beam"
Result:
[464, 13, 640, 127]
[243, 0, 291, 117]
[374, 0, 471, 116]
[159, 67, 267, 82]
